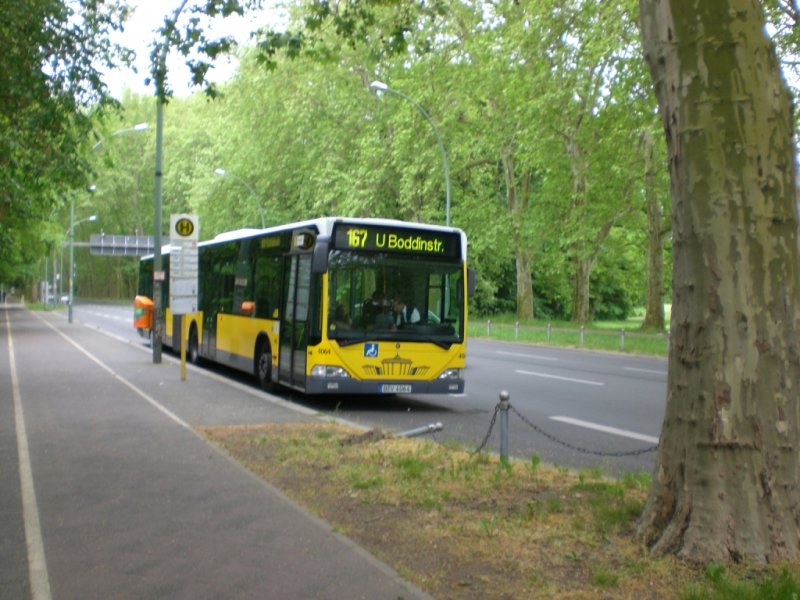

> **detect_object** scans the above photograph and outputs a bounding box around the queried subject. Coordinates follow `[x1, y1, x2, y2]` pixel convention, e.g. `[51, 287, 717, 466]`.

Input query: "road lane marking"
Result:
[496, 351, 557, 361]
[624, 366, 665, 375]
[56, 312, 324, 420]
[515, 369, 604, 386]
[550, 416, 659, 444]
[35, 313, 191, 430]
[6, 310, 53, 600]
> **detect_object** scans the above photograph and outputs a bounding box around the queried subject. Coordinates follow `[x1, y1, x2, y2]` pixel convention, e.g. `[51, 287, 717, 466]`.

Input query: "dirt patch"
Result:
[198, 422, 780, 599]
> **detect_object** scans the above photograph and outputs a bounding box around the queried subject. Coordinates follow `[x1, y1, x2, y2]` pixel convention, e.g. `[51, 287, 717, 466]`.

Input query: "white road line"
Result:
[6, 311, 53, 600]
[550, 415, 659, 444]
[35, 314, 191, 430]
[45, 311, 321, 419]
[624, 366, 665, 375]
[496, 351, 557, 361]
[515, 369, 604, 386]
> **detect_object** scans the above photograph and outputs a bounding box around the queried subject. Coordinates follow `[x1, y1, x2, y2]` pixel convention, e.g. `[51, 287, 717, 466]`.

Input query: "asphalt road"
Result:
[69, 301, 667, 474]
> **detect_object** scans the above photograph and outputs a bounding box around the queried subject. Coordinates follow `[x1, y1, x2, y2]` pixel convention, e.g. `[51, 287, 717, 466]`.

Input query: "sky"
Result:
[104, 0, 288, 98]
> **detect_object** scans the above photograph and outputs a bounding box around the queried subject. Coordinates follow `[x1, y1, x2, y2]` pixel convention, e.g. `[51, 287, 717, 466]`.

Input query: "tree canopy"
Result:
[0, 0, 131, 285]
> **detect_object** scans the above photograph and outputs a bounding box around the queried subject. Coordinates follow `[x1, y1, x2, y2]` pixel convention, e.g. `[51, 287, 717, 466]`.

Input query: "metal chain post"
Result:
[499, 391, 510, 463]
[471, 397, 659, 458]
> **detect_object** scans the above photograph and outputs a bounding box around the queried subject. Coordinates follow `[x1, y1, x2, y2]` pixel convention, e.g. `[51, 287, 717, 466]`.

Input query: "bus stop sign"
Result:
[169, 214, 199, 315]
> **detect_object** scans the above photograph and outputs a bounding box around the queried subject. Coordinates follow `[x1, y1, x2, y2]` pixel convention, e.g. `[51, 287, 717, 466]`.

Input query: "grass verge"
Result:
[200, 422, 798, 599]
[468, 317, 669, 357]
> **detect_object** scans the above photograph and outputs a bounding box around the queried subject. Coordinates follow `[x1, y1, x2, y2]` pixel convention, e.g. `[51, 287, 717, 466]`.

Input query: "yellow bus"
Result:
[135, 217, 474, 394]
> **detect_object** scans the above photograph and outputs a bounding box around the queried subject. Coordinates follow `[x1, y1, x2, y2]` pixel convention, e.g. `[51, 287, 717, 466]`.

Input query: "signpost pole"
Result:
[181, 316, 187, 381]
[169, 213, 199, 382]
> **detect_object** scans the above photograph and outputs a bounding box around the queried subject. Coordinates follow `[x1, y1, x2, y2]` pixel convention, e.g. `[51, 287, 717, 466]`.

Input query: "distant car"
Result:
[59, 294, 70, 304]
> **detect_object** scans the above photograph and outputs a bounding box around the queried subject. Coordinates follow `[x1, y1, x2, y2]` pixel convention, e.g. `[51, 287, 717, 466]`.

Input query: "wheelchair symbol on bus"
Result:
[364, 343, 379, 358]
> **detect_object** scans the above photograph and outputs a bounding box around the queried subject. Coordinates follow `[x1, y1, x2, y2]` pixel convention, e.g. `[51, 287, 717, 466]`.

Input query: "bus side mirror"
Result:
[312, 235, 330, 274]
[467, 267, 477, 299]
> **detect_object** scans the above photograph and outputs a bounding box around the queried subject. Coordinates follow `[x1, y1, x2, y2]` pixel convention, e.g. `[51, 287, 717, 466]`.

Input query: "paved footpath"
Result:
[0, 305, 434, 600]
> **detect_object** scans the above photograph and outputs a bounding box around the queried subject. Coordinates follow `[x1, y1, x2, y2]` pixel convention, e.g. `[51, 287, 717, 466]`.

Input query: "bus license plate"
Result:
[381, 384, 412, 394]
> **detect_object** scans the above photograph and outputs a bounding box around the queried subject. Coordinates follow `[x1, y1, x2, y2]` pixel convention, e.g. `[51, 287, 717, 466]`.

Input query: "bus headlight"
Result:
[438, 368, 461, 380]
[311, 365, 352, 379]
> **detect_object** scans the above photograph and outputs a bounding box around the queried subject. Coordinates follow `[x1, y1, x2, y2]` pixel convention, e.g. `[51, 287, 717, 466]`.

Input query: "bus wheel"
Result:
[256, 343, 273, 390]
[188, 325, 200, 365]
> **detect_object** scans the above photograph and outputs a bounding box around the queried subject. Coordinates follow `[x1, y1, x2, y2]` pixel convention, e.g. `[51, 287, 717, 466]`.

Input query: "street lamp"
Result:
[67, 203, 98, 323]
[92, 122, 149, 151]
[153, 0, 191, 365]
[213, 168, 266, 228]
[67, 123, 149, 323]
[369, 80, 451, 227]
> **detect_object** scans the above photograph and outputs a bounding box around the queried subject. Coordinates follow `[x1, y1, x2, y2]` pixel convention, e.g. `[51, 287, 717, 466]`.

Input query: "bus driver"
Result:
[392, 295, 420, 328]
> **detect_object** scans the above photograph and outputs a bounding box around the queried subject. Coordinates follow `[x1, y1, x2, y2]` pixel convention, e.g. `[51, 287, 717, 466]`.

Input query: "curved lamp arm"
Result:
[370, 80, 451, 227]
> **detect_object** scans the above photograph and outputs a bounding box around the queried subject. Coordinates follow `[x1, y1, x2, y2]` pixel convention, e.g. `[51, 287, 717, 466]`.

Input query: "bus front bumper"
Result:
[306, 377, 465, 395]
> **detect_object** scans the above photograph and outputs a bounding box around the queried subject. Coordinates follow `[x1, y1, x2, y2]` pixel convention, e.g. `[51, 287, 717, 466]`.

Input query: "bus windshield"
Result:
[326, 249, 465, 346]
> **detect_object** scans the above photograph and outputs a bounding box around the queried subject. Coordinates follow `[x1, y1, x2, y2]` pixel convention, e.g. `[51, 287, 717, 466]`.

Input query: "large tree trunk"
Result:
[502, 150, 535, 320]
[638, 0, 800, 562]
[640, 129, 666, 331]
[570, 254, 592, 324]
[515, 249, 534, 320]
[570, 216, 616, 324]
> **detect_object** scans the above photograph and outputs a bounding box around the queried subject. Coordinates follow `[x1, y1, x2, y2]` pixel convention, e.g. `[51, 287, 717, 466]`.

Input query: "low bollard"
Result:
[499, 390, 510, 463]
[398, 422, 443, 438]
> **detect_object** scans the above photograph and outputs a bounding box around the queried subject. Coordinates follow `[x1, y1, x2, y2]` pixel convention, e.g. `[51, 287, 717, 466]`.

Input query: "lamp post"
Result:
[213, 168, 266, 228]
[67, 206, 98, 323]
[153, 0, 191, 365]
[369, 80, 451, 227]
[92, 122, 149, 151]
[67, 122, 149, 323]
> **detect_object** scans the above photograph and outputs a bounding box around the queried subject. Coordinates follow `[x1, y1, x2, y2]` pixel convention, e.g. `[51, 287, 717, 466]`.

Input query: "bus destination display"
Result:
[333, 224, 460, 258]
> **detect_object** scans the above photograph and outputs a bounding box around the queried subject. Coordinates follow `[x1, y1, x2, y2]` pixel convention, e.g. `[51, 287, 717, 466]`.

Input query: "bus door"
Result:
[278, 253, 311, 389]
[201, 309, 217, 361]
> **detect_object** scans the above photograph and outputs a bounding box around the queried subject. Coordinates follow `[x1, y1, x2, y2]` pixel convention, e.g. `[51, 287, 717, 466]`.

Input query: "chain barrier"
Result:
[471, 403, 501, 456]
[472, 402, 659, 458]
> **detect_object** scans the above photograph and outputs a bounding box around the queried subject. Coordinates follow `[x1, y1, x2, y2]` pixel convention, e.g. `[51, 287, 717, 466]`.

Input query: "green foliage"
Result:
[591, 564, 620, 588]
[0, 0, 130, 287]
[147, 0, 262, 99]
[10, 0, 798, 329]
[394, 455, 430, 480]
[571, 476, 645, 535]
[7, 0, 674, 318]
[681, 565, 800, 600]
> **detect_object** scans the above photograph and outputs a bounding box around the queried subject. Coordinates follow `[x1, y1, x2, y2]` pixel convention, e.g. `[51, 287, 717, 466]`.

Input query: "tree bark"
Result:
[502, 150, 535, 320]
[570, 254, 593, 324]
[515, 249, 534, 320]
[569, 217, 615, 324]
[640, 129, 666, 331]
[638, 0, 800, 563]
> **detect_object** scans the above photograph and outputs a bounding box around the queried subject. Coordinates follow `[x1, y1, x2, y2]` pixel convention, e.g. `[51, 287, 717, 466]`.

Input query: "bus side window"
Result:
[202, 244, 237, 315]
[233, 238, 255, 315]
[255, 254, 281, 319]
